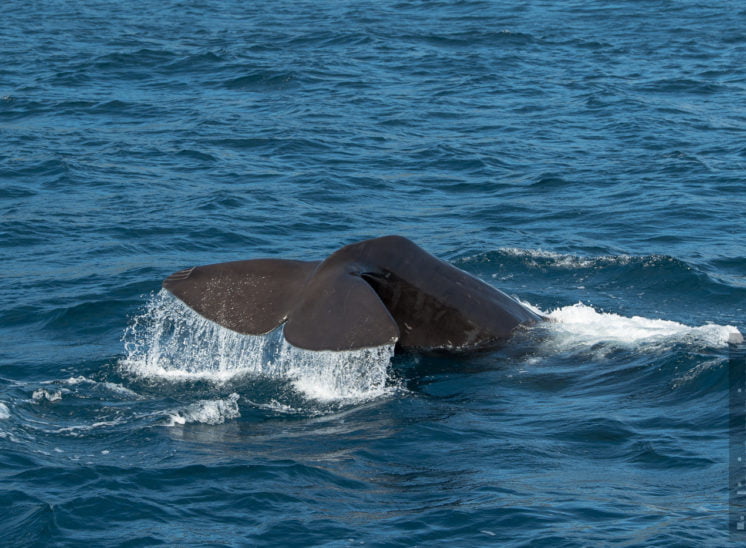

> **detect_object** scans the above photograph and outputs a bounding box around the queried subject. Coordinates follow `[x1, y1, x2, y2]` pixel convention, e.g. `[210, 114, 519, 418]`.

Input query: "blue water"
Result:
[2, 0, 745, 545]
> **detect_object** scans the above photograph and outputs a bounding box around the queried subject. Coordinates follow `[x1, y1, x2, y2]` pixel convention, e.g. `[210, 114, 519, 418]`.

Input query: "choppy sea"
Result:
[2, 1, 745, 545]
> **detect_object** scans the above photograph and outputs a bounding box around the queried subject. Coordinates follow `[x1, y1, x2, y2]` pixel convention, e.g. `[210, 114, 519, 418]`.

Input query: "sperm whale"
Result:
[163, 235, 542, 353]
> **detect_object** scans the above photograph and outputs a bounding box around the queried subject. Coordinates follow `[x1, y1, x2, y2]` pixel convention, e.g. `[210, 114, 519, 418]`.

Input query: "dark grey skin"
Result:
[163, 235, 543, 353]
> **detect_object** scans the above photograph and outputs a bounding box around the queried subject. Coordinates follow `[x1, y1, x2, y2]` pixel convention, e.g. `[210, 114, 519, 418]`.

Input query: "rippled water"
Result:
[2, 0, 745, 545]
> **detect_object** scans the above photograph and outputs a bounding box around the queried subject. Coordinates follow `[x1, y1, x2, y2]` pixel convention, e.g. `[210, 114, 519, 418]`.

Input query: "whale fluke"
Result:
[164, 259, 320, 336]
[163, 236, 542, 353]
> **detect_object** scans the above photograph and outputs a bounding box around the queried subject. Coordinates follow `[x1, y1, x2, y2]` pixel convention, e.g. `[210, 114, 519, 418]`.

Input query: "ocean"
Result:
[2, 0, 745, 545]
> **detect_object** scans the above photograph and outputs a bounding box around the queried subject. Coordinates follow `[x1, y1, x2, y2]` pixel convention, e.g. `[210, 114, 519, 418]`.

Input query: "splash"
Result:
[121, 290, 276, 382]
[120, 290, 395, 402]
[166, 393, 241, 426]
[278, 340, 394, 401]
[0, 402, 9, 420]
[32, 389, 63, 402]
[532, 302, 741, 352]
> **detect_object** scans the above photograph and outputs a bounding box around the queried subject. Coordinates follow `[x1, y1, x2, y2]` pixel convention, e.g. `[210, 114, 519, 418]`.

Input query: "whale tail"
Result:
[162, 257, 400, 350]
[163, 258, 319, 336]
[163, 236, 541, 352]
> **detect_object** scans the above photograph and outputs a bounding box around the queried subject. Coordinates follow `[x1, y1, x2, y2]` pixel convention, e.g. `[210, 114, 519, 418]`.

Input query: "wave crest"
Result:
[531, 302, 741, 352]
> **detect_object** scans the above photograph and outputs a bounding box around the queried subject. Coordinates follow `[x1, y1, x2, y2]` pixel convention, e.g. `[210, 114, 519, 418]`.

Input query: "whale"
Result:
[162, 235, 543, 353]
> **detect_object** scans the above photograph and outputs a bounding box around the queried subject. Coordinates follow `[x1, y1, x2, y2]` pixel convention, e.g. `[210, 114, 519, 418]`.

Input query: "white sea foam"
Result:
[498, 248, 633, 269]
[62, 377, 141, 398]
[0, 402, 9, 420]
[121, 290, 396, 402]
[531, 302, 741, 351]
[32, 389, 63, 402]
[245, 398, 299, 414]
[63, 376, 91, 385]
[166, 393, 241, 426]
[100, 382, 141, 398]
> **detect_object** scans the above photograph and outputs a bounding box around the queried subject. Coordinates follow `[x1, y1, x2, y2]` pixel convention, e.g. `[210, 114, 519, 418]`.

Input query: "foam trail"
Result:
[120, 290, 395, 402]
[530, 302, 741, 351]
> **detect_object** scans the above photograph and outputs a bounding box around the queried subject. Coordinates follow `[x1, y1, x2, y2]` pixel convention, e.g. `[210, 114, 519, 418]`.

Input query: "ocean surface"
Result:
[2, 0, 745, 545]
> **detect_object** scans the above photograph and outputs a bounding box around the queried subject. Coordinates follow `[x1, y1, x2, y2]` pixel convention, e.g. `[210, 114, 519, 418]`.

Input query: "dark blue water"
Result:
[2, 0, 745, 545]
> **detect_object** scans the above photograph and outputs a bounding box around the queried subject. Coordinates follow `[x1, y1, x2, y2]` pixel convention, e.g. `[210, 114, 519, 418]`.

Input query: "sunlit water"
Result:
[2, 0, 745, 545]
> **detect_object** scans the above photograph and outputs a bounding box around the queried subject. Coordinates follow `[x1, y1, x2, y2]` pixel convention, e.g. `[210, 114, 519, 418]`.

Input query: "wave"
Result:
[458, 247, 746, 320]
[531, 302, 741, 352]
[461, 247, 710, 279]
[493, 247, 634, 269]
[221, 69, 300, 91]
